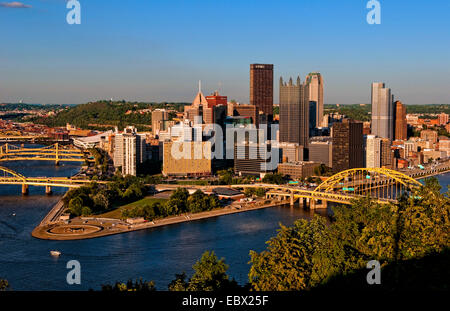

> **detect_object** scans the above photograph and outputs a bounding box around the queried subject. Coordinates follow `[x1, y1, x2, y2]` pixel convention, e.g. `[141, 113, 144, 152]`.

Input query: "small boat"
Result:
[12, 213, 16, 216]
[50, 250, 61, 257]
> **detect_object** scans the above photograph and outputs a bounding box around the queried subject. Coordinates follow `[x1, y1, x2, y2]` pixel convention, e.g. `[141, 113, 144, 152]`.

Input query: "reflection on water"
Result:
[0, 159, 448, 290]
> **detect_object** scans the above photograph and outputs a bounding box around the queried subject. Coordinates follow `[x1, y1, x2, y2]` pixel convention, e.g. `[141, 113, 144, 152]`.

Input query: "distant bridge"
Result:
[0, 166, 102, 194]
[0, 135, 51, 142]
[0, 143, 90, 165]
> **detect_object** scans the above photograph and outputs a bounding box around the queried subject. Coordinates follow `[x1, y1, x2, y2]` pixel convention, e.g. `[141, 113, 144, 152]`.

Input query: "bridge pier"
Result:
[310, 200, 327, 210]
[45, 185, 52, 195]
[22, 184, 29, 195]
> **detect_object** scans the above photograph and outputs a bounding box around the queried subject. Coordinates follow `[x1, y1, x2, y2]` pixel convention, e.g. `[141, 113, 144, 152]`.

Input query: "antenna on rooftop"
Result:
[198, 80, 202, 93]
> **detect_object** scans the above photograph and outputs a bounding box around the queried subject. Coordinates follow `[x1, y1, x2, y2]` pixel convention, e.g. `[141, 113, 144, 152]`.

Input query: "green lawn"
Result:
[98, 197, 167, 219]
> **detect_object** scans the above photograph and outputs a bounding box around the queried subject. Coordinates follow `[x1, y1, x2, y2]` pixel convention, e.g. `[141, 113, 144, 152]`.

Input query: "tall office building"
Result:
[371, 82, 394, 141]
[305, 72, 324, 127]
[380, 138, 393, 168]
[332, 119, 364, 172]
[279, 76, 309, 147]
[250, 64, 273, 118]
[394, 101, 407, 141]
[114, 126, 147, 176]
[309, 140, 333, 168]
[366, 135, 382, 168]
[152, 109, 169, 136]
[234, 141, 279, 176]
[309, 101, 317, 135]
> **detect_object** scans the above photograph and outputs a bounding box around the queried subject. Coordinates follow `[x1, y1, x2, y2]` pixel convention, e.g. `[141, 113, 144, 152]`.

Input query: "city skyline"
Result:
[0, 0, 449, 106]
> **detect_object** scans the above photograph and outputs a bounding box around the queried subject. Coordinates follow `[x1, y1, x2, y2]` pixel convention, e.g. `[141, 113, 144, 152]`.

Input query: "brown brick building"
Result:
[250, 64, 273, 118]
[394, 101, 407, 140]
[278, 161, 320, 180]
[332, 119, 364, 172]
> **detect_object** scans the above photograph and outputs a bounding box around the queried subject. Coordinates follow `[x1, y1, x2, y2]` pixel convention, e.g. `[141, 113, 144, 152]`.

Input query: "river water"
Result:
[0, 159, 449, 291]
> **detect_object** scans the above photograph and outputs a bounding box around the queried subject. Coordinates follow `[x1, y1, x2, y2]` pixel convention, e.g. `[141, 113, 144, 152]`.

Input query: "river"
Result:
[0, 159, 449, 291]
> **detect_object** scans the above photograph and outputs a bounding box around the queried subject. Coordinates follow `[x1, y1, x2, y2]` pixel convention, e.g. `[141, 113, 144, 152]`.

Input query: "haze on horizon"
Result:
[0, 0, 449, 106]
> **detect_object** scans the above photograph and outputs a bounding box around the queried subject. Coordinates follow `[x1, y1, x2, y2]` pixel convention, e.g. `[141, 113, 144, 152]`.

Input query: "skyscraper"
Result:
[380, 138, 393, 168]
[114, 126, 147, 176]
[371, 82, 394, 141]
[279, 76, 309, 147]
[332, 119, 364, 172]
[152, 109, 169, 136]
[305, 72, 324, 127]
[394, 101, 407, 141]
[366, 135, 382, 168]
[250, 64, 273, 118]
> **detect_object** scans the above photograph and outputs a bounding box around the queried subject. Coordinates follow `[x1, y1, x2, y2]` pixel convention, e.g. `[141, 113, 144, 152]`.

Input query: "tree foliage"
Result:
[63, 175, 147, 217]
[122, 189, 219, 220]
[248, 178, 450, 291]
[169, 251, 238, 291]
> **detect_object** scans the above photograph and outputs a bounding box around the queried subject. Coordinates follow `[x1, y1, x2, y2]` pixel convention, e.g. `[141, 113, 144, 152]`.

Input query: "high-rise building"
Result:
[366, 135, 382, 168]
[332, 119, 364, 172]
[114, 126, 147, 176]
[305, 72, 324, 127]
[380, 138, 393, 168]
[438, 113, 449, 126]
[162, 141, 212, 177]
[234, 141, 279, 177]
[371, 82, 394, 141]
[394, 101, 407, 141]
[152, 109, 169, 136]
[279, 142, 304, 162]
[250, 64, 273, 118]
[309, 140, 333, 168]
[279, 76, 309, 147]
[309, 101, 317, 135]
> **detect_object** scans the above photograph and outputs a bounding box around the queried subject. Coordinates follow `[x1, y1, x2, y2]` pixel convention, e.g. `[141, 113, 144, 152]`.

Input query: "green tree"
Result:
[168, 273, 189, 291]
[68, 197, 84, 217]
[249, 216, 329, 291]
[168, 251, 238, 291]
[81, 206, 92, 216]
[248, 178, 450, 291]
[262, 173, 285, 185]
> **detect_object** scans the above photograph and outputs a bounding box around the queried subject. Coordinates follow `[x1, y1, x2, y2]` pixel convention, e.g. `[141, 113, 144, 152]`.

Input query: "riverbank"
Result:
[31, 199, 293, 241]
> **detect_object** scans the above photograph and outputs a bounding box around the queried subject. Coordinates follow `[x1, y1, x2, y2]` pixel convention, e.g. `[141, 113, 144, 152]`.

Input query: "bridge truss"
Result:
[0, 143, 88, 164]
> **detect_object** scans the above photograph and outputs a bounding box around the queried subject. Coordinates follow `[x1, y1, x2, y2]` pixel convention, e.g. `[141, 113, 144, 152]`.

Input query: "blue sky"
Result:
[0, 0, 449, 105]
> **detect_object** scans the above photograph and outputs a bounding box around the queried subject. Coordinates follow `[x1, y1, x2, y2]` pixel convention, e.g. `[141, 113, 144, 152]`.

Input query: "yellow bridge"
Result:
[156, 168, 423, 208]
[0, 167, 424, 204]
[0, 143, 89, 165]
[0, 166, 100, 195]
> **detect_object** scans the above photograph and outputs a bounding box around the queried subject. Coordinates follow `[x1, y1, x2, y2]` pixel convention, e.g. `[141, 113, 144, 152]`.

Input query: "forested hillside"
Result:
[30, 100, 188, 130]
